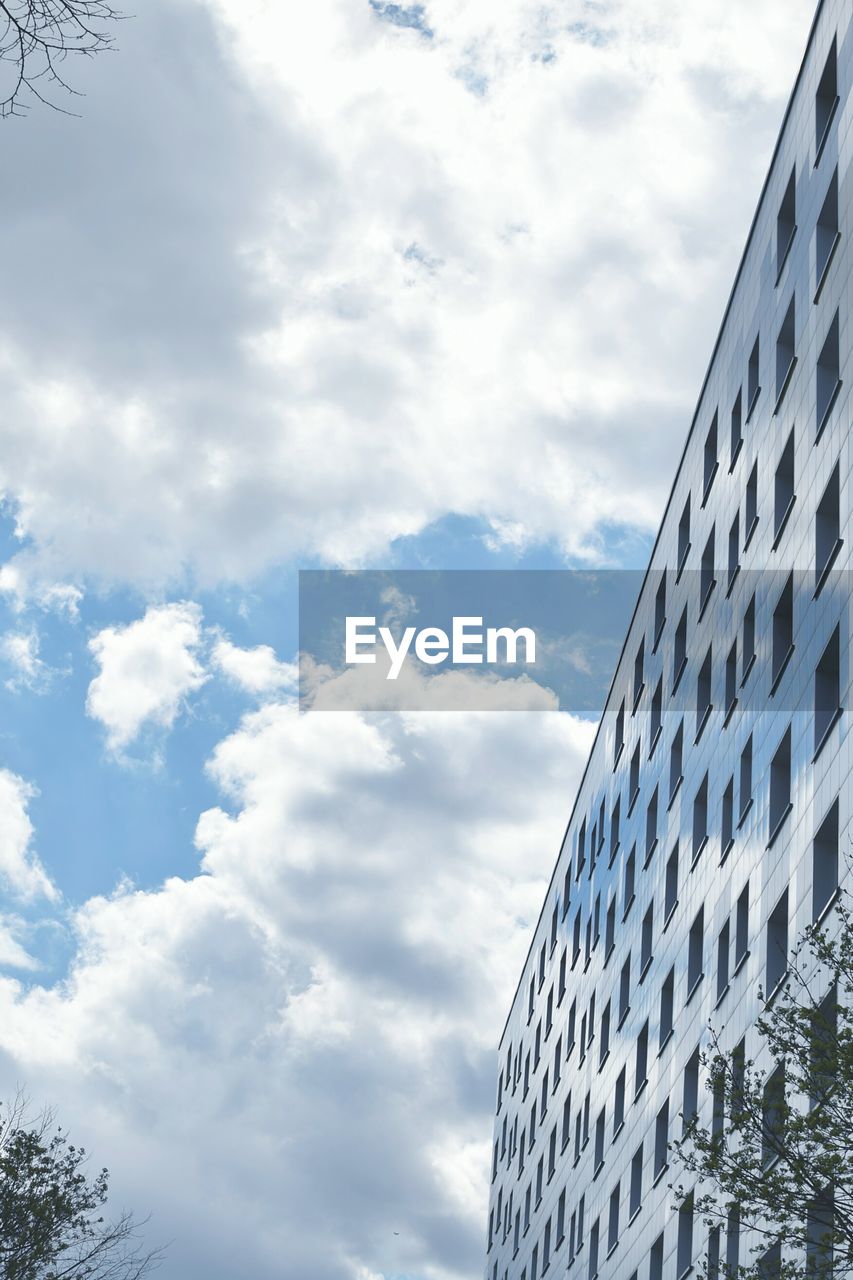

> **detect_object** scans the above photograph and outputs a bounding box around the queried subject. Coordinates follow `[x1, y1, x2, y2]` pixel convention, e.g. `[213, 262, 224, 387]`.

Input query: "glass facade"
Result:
[485, 1, 851, 1276]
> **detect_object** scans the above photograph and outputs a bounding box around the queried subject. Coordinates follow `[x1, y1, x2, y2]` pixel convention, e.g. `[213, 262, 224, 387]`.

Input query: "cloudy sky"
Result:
[0, 1, 815, 1277]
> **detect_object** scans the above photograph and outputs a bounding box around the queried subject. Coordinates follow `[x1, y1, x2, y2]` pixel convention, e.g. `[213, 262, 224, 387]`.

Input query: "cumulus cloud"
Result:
[0, 707, 595, 1280]
[86, 603, 208, 753]
[0, 769, 56, 902]
[0, 0, 813, 593]
[0, 628, 54, 692]
[211, 637, 297, 696]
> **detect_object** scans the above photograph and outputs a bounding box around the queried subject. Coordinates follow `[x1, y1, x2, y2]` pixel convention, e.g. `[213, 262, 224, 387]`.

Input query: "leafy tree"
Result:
[0, 2, 123, 118]
[0, 1093, 162, 1279]
[671, 889, 853, 1279]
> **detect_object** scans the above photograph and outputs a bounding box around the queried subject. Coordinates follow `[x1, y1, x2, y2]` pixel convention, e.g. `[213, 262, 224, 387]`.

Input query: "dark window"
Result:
[558, 947, 567, 1001]
[594, 1108, 606, 1171]
[669, 721, 683, 801]
[641, 902, 653, 975]
[635, 1021, 649, 1095]
[703, 413, 718, 500]
[678, 497, 691, 571]
[653, 1099, 669, 1176]
[722, 775, 734, 856]
[687, 909, 704, 995]
[806, 1187, 835, 1276]
[629, 1143, 642, 1217]
[774, 430, 795, 542]
[605, 896, 616, 958]
[692, 774, 708, 862]
[816, 168, 839, 295]
[766, 890, 789, 996]
[567, 998, 577, 1050]
[730, 389, 743, 465]
[735, 882, 749, 967]
[727, 513, 739, 590]
[650, 678, 663, 751]
[732, 1039, 746, 1121]
[576, 819, 586, 879]
[758, 1241, 781, 1279]
[707, 1226, 721, 1280]
[813, 798, 839, 921]
[674, 605, 688, 690]
[771, 573, 794, 687]
[614, 700, 625, 764]
[654, 574, 666, 647]
[776, 167, 796, 278]
[717, 919, 730, 1001]
[682, 1046, 700, 1135]
[677, 1194, 694, 1276]
[769, 727, 792, 841]
[619, 955, 631, 1024]
[726, 1206, 740, 1273]
[742, 594, 756, 678]
[775, 294, 796, 407]
[747, 334, 760, 417]
[815, 462, 841, 590]
[700, 528, 715, 608]
[587, 1218, 599, 1280]
[599, 1001, 611, 1067]
[623, 846, 636, 917]
[572, 909, 582, 964]
[761, 1064, 785, 1168]
[650, 1232, 664, 1280]
[816, 37, 838, 160]
[810, 985, 838, 1107]
[739, 734, 753, 822]
[645, 786, 658, 862]
[745, 460, 758, 543]
[725, 642, 737, 718]
[608, 1183, 620, 1254]
[665, 845, 678, 921]
[817, 311, 841, 438]
[614, 1066, 626, 1134]
[561, 1095, 571, 1150]
[696, 646, 712, 735]
[562, 866, 571, 918]
[815, 625, 841, 751]
[659, 967, 675, 1048]
[629, 741, 640, 809]
[633, 639, 645, 710]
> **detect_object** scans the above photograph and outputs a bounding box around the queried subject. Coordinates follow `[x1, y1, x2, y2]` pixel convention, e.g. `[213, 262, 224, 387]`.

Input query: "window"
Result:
[576, 819, 586, 879]
[562, 866, 571, 919]
[732, 1039, 746, 1121]
[806, 1187, 835, 1275]
[816, 167, 839, 297]
[588, 1217, 599, 1280]
[650, 1232, 664, 1280]
[546, 987, 554, 1036]
[768, 726, 792, 842]
[810, 985, 838, 1107]
[758, 1241, 781, 1279]
[703, 413, 718, 501]
[816, 311, 841, 439]
[815, 625, 841, 752]
[650, 678, 662, 751]
[712, 1069, 725, 1142]
[761, 1064, 785, 1168]
[577, 1193, 585, 1249]
[726, 1205, 740, 1274]
[674, 605, 688, 690]
[775, 294, 796, 408]
[614, 1066, 626, 1133]
[776, 167, 796, 279]
[766, 890, 789, 997]
[629, 741, 640, 810]
[700, 528, 715, 609]
[727, 513, 739, 592]
[548, 1125, 557, 1179]
[540, 1069, 549, 1118]
[592, 894, 601, 948]
[534, 1021, 541, 1067]
[665, 845, 678, 922]
[573, 909, 582, 965]
[614, 700, 625, 764]
[724, 642, 737, 720]
[539, 942, 546, 987]
[609, 795, 621, 863]
[641, 902, 653, 977]
[771, 573, 794, 688]
[531, 1243, 539, 1280]
[677, 496, 691, 572]
[629, 1143, 642, 1218]
[623, 846, 636, 917]
[735, 882, 749, 969]
[669, 721, 684, 802]
[677, 1194, 694, 1277]
[747, 334, 760, 417]
[774, 430, 795, 544]
[635, 1021, 649, 1096]
[717, 919, 730, 1001]
[739, 734, 753, 823]
[692, 773, 708, 863]
[599, 1001, 611, 1067]
[707, 1226, 721, 1280]
[567, 997, 577, 1051]
[619, 955, 631, 1024]
[730, 389, 743, 466]
[745, 460, 758, 545]
[607, 1183, 619, 1254]
[605, 897, 616, 959]
[721, 776, 734, 856]
[813, 798, 839, 921]
[816, 462, 841, 592]
[682, 1045, 700, 1135]
[594, 1107, 606, 1172]
[653, 1099, 669, 1177]
[645, 786, 658, 863]
[543, 1218, 551, 1271]
[687, 908, 704, 996]
[654, 574, 666, 648]
[536, 1154, 544, 1203]
[815, 36, 838, 161]
[558, 948, 567, 1002]
[550, 905, 558, 953]
[561, 1095, 571, 1151]
[633, 639, 645, 710]
[696, 645, 712, 737]
[659, 967, 675, 1049]
[556, 1189, 566, 1245]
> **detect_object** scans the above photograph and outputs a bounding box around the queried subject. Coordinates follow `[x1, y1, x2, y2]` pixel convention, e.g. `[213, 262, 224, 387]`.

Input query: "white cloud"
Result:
[0, 706, 595, 1280]
[86, 603, 208, 754]
[1, 628, 53, 692]
[0, 770, 56, 902]
[211, 637, 297, 696]
[0, 0, 814, 592]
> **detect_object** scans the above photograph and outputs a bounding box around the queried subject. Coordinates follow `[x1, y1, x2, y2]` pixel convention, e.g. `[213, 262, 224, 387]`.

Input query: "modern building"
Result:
[485, 2, 851, 1277]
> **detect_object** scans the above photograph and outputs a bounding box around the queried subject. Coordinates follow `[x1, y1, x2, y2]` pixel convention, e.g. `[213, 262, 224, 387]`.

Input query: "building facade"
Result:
[485, 2, 852, 1277]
